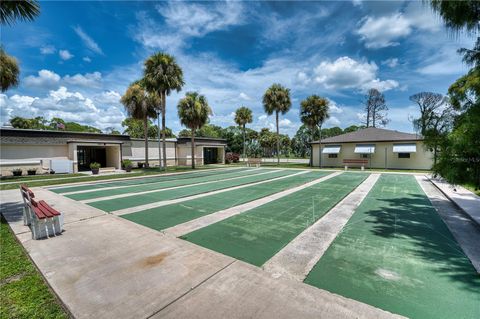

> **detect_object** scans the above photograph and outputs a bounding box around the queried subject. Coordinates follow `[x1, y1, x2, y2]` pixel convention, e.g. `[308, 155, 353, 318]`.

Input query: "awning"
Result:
[393, 143, 417, 153]
[354, 144, 376, 154]
[322, 145, 341, 154]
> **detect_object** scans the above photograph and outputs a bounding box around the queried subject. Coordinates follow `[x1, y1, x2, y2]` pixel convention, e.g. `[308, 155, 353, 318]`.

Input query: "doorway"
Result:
[77, 146, 107, 171]
[204, 147, 219, 164]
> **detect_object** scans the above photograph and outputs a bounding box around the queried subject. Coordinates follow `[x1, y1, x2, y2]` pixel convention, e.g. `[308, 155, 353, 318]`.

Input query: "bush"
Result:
[27, 169, 37, 175]
[137, 162, 144, 168]
[122, 159, 133, 169]
[225, 152, 240, 164]
[90, 162, 101, 170]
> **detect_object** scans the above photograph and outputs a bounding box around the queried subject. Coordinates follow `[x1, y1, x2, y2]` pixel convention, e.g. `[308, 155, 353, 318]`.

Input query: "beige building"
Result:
[0, 128, 226, 176]
[311, 127, 433, 170]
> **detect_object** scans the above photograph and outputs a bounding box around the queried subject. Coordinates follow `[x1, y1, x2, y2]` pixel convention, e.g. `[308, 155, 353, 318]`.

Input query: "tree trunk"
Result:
[318, 124, 322, 168]
[243, 124, 246, 162]
[191, 129, 196, 169]
[276, 111, 280, 165]
[372, 108, 376, 127]
[144, 116, 149, 167]
[161, 91, 167, 170]
[366, 106, 370, 128]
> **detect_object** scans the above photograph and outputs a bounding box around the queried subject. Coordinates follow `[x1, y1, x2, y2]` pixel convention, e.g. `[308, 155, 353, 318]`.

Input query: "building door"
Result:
[77, 146, 107, 171]
[204, 147, 218, 164]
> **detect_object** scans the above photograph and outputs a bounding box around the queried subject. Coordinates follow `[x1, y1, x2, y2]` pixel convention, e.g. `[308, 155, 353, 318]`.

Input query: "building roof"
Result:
[176, 137, 227, 145]
[310, 127, 422, 144]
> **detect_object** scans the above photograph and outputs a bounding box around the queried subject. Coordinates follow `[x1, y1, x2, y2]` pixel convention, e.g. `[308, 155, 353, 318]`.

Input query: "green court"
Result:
[88, 169, 295, 212]
[121, 171, 330, 231]
[181, 173, 368, 266]
[65, 168, 270, 201]
[304, 174, 480, 319]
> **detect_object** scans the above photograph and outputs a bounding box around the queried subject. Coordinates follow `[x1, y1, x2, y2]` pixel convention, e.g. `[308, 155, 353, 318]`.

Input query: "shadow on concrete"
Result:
[0, 202, 24, 223]
[365, 193, 480, 293]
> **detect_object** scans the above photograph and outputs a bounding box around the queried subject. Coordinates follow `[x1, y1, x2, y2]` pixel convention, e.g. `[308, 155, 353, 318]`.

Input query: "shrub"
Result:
[12, 168, 22, 176]
[90, 162, 101, 170]
[225, 152, 240, 164]
[27, 169, 37, 175]
[122, 159, 133, 169]
[137, 162, 144, 168]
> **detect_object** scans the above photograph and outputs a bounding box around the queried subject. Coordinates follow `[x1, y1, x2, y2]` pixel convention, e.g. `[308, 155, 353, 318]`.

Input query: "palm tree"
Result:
[262, 83, 291, 164]
[121, 83, 159, 167]
[234, 106, 253, 161]
[144, 52, 184, 169]
[177, 92, 211, 169]
[0, 48, 19, 92]
[0, 0, 40, 25]
[300, 95, 330, 168]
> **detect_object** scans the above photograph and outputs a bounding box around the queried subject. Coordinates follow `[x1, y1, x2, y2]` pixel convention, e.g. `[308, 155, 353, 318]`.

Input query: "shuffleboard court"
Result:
[181, 172, 368, 266]
[65, 168, 271, 201]
[121, 171, 330, 231]
[304, 174, 480, 319]
[88, 169, 296, 212]
[49, 167, 249, 194]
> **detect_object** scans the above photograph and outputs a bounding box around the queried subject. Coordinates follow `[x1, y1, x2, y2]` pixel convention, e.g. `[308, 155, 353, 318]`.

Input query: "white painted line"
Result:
[82, 169, 278, 204]
[165, 172, 342, 237]
[61, 168, 258, 196]
[416, 175, 480, 273]
[111, 170, 311, 216]
[263, 173, 380, 281]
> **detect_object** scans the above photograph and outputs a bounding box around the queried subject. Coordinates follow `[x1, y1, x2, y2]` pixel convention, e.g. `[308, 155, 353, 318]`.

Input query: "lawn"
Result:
[0, 217, 68, 318]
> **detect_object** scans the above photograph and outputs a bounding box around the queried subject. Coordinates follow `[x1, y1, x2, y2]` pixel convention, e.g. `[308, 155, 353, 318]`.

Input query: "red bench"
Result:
[343, 159, 369, 170]
[20, 184, 63, 239]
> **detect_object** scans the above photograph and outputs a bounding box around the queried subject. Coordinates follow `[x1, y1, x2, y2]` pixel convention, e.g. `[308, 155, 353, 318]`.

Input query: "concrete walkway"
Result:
[0, 187, 404, 319]
[429, 177, 480, 226]
[165, 171, 342, 237]
[263, 174, 380, 281]
[416, 176, 480, 273]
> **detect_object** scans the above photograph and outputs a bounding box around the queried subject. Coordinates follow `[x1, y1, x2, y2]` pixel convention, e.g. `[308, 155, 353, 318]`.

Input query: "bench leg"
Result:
[31, 219, 48, 240]
[344, 165, 348, 171]
[23, 206, 30, 226]
[52, 214, 63, 235]
[361, 165, 365, 171]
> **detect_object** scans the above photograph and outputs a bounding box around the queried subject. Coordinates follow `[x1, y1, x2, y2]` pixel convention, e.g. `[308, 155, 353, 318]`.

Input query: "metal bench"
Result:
[342, 159, 369, 171]
[20, 185, 64, 239]
[246, 158, 262, 168]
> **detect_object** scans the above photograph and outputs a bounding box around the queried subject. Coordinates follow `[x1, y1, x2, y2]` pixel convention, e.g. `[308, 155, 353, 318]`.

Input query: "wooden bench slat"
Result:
[38, 200, 61, 217]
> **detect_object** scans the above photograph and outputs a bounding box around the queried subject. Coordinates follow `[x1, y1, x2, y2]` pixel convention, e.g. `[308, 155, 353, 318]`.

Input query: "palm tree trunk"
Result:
[318, 124, 322, 168]
[276, 111, 280, 165]
[243, 124, 246, 162]
[191, 129, 196, 169]
[161, 91, 167, 170]
[144, 116, 149, 167]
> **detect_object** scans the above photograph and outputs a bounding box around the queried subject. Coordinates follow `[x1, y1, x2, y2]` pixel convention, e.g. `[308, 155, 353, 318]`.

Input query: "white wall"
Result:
[123, 140, 177, 166]
[312, 141, 433, 170]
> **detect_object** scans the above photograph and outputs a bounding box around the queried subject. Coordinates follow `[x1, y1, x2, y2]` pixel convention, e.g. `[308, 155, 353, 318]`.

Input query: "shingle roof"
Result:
[310, 127, 422, 144]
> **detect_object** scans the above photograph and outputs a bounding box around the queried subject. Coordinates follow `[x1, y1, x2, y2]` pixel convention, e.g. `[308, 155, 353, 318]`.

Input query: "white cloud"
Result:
[40, 45, 55, 55]
[83, 56, 92, 63]
[357, 3, 441, 49]
[63, 72, 102, 88]
[313, 57, 398, 92]
[238, 92, 251, 101]
[24, 70, 61, 88]
[381, 58, 399, 68]
[59, 50, 74, 60]
[279, 118, 295, 128]
[326, 116, 341, 126]
[73, 26, 104, 55]
[1, 87, 125, 131]
[327, 99, 344, 114]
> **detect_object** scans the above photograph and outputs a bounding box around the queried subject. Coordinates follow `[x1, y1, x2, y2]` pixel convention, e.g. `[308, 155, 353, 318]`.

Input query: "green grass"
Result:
[88, 169, 295, 212]
[304, 174, 480, 319]
[462, 183, 480, 196]
[0, 166, 217, 191]
[122, 171, 330, 231]
[182, 172, 368, 266]
[1, 173, 86, 182]
[0, 217, 68, 318]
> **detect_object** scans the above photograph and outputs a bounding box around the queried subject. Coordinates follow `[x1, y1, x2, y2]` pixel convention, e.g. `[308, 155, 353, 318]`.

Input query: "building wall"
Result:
[177, 143, 204, 166]
[0, 144, 69, 175]
[106, 146, 121, 169]
[123, 140, 177, 167]
[312, 141, 433, 170]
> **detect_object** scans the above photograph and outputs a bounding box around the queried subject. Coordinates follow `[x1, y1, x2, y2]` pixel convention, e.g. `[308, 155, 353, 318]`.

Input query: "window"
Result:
[398, 153, 411, 158]
[360, 154, 369, 159]
[328, 154, 338, 158]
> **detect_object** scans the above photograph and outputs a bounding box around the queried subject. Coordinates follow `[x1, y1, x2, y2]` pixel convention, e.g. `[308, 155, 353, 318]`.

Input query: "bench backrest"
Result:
[20, 184, 35, 202]
[343, 159, 369, 164]
[247, 158, 262, 164]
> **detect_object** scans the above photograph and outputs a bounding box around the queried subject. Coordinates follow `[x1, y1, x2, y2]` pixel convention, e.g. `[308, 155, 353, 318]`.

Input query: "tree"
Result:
[121, 118, 173, 139]
[0, 47, 19, 92]
[177, 92, 211, 169]
[0, 0, 40, 25]
[430, 0, 480, 34]
[178, 124, 222, 138]
[144, 52, 184, 169]
[409, 92, 447, 135]
[300, 95, 330, 167]
[121, 83, 158, 167]
[262, 84, 291, 164]
[363, 88, 389, 127]
[234, 106, 253, 160]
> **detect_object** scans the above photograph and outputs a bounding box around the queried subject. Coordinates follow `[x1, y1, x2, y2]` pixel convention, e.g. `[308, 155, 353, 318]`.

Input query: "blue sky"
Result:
[0, 0, 474, 136]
